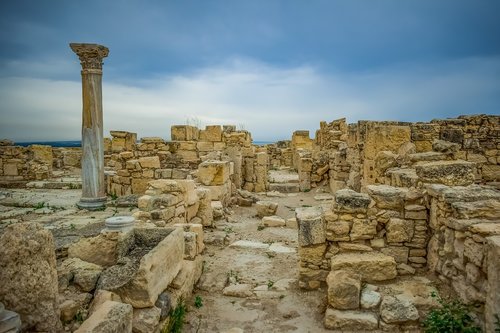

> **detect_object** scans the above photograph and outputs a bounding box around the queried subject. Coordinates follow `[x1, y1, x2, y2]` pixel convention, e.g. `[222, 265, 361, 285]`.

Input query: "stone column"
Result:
[70, 43, 109, 210]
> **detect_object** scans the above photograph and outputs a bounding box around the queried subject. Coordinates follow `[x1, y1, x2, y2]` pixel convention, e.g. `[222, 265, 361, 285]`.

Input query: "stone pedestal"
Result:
[70, 43, 109, 210]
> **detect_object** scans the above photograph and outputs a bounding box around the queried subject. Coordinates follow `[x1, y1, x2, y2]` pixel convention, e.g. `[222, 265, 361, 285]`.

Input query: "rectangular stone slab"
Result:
[330, 252, 397, 282]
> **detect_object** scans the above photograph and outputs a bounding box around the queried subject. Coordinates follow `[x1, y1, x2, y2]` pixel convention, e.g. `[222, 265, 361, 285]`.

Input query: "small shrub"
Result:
[267, 280, 274, 289]
[34, 202, 45, 210]
[257, 225, 265, 231]
[194, 295, 203, 308]
[422, 292, 481, 333]
[163, 299, 186, 333]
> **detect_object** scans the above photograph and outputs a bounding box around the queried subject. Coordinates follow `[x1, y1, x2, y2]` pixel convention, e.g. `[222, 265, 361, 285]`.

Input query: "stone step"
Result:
[408, 151, 447, 163]
[415, 160, 475, 186]
[26, 180, 82, 189]
[386, 168, 418, 188]
[268, 183, 300, 193]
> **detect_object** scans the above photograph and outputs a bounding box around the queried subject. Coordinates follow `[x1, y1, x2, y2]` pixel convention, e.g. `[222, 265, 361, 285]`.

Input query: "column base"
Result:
[77, 196, 107, 210]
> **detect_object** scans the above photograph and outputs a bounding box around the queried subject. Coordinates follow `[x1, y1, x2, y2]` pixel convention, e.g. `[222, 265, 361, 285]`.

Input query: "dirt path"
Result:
[184, 189, 334, 333]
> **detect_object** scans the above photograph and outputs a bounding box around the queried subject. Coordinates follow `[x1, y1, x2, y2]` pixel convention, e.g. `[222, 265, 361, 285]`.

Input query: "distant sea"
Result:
[16, 140, 82, 148]
[15, 140, 275, 147]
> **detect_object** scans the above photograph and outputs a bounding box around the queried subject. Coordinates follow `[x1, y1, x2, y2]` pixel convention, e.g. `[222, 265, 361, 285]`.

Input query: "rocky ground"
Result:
[0, 180, 445, 333]
[183, 189, 333, 333]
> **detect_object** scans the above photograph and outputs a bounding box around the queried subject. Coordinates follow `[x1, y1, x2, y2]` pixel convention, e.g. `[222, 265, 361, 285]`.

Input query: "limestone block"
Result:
[198, 160, 230, 186]
[324, 308, 378, 330]
[286, 217, 298, 229]
[326, 220, 351, 240]
[485, 236, 500, 332]
[132, 178, 152, 194]
[138, 156, 160, 169]
[255, 201, 278, 218]
[298, 243, 327, 266]
[75, 301, 133, 333]
[173, 223, 204, 254]
[361, 289, 382, 309]
[61, 257, 103, 292]
[198, 125, 222, 142]
[177, 149, 198, 161]
[330, 252, 397, 282]
[260, 215, 286, 227]
[68, 232, 127, 267]
[0, 222, 62, 332]
[464, 238, 484, 267]
[299, 158, 313, 172]
[404, 205, 427, 220]
[296, 206, 325, 246]
[171, 125, 198, 141]
[256, 152, 268, 165]
[211, 201, 224, 220]
[222, 284, 254, 298]
[88, 290, 122, 316]
[451, 199, 500, 220]
[349, 218, 377, 241]
[3, 162, 18, 176]
[196, 188, 213, 227]
[197, 141, 214, 152]
[381, 246, 409, 264]
[482, 164, 500, 182]
[363, 124, 411, 160]
[205, 182, 231, 202]
[132, 306, 161, 333]
[326, 270, 361, 310]
[334, 189, 371, 213]
[366, 185, 407, 210]
[99, 228, 184, 308]
[386, 218, 414, 243]
[167, 257, 204, 308]
[380, 295, 419, 324]
[415, 160, 475, 186]
[182, 232, 198, 260]
[375, 150, 398, 173]
[432, 139, 460, 153]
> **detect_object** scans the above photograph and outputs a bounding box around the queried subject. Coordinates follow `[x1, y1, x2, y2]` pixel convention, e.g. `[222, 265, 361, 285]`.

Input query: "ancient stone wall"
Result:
[106, 125, 268, 200]
[426, 184, 500, 329]
[0, 144, 53, 182]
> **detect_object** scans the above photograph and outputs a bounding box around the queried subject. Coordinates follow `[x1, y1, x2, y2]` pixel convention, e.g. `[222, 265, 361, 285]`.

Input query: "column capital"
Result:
[70, 43, 109, 72]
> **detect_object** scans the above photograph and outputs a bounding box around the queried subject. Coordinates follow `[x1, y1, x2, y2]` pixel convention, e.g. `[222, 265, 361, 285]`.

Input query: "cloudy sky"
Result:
[1, 1, 499, 142]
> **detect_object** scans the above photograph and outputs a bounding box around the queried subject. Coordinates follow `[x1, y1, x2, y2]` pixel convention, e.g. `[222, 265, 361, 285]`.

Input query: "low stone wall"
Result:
[297, 185, 429, 290]
[0, 144, 53, 182]
[426, 184, 500, 329]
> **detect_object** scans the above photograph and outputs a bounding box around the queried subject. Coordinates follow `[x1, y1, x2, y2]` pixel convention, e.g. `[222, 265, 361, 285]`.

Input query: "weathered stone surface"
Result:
[386, 218, 414, 243]
[334, 189, 371, 212]
[75, 300, 133, 333]
[330, 252, 397, 282]
[132, 306, 161, 333]
[222, 284, 254, 298]
[61, 257, 103, 292]
[68, 231, 127, 267]
[324, 308, 378, 330]
[326, 270, 361, 310]
[451, 199, 500, 220]
[261, 215, 286, 227]
[0, 308, 21, 332]
[366, 185, 407, 210]
[255, 201, 278, 218]
[98, 228, 184, 308]
[88, 290, 122, 315]
[138, 156, 160, 169]
[198, 160, 230, 186]
[381, 246, 409, 264]
[485, 236, 500, 333]
[361, 289, 382, 309]
[432, 139, 460, 153]
[296, 206, 325, 246]
[0, 222, 62, 332]
[415, 160, 475, 186]
[380, 295, 419, 324]
[349, 218, 377, 241]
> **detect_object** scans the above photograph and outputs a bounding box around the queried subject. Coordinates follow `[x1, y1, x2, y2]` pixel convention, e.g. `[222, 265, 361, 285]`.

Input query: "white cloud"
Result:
[1, 56, 499, 142]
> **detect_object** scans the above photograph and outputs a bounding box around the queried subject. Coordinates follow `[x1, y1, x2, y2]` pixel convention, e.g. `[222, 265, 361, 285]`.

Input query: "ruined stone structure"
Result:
[0, 113, 499, 332]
